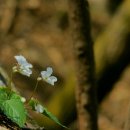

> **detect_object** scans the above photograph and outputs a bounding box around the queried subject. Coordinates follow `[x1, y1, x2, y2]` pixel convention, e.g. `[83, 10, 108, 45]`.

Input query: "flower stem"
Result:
[8, 71, 14, 90]
[27, 80, 40, 103]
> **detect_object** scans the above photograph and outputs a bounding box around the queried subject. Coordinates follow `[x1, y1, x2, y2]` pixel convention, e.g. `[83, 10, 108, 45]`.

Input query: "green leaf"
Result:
[43, 107, 68, 129]
[0, 87, 8, 103]
[29, 98, 67, 129]
[1, 99, 26, 127]
[0, 88, 26, 127]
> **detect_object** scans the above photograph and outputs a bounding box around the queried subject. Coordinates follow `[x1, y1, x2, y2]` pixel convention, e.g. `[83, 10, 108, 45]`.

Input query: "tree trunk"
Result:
[69, 0, 98, 130]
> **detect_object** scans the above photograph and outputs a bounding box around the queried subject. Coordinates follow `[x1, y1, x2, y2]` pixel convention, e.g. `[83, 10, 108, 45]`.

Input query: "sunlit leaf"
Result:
[0, 88, 26, 127]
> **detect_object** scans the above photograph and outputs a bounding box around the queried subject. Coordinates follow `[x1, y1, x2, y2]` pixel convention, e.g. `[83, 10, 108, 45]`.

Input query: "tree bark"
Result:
[69, 0, 98, 130]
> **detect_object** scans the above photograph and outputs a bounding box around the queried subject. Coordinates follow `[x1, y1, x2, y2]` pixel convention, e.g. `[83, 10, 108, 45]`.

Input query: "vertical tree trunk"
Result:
[69, 0, 98, 130]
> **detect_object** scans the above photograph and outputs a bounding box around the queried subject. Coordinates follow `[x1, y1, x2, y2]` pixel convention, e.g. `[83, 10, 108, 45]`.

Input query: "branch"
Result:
[94, 0, 130, 78]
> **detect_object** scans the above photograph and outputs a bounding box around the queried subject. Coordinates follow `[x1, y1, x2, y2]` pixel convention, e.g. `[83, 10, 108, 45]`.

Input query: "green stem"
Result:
[27, 80, 40, 103]
[8, 71, 14, 90]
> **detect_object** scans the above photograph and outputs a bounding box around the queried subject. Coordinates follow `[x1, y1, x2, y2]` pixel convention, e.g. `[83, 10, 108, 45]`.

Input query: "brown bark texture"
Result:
[69, 0, 98, 130]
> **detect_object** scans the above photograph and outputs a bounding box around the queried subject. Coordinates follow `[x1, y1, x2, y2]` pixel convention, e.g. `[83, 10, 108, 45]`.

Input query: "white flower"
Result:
[21, 97, 26, 103]
[41, 67, 57, 86]
[35, 104, 44, 113]
[13, 55, 33, 77]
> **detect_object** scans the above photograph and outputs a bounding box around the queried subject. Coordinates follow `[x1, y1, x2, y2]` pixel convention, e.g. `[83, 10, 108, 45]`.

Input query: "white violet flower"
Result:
[41, 67, 57, 86]
[35, 104, 44, 113]
[13, 55, 33, 77]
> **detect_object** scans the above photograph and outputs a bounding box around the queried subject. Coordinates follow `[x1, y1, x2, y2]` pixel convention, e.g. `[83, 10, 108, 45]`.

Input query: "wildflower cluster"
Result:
[13, 55, 57, 86]
[12, 55, 57, 113]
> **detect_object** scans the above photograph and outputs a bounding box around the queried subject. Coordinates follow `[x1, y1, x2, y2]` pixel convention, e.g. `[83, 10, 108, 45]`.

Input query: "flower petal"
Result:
[35, 104, 44, 113]
[14, 55, 33, 77]
[46, 67, 53, 75]
[15, 55, 26, 64]
[41, 67, 57, 85]
[41, 67, 52, 78]
[15, 55, 32, 67]
[41, 71, 49, 78]
[47, 76, 57, 85]
[20, 69, 32, 77]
